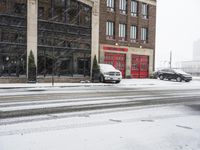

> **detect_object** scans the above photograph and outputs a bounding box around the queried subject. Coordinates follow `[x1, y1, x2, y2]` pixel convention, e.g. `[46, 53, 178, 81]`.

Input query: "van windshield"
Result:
[99, 64, 116, 70]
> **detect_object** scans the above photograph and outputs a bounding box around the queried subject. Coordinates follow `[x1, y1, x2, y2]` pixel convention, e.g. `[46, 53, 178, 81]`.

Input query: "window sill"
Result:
[106, 37, 115, 41]
[130, 39, 138, 43]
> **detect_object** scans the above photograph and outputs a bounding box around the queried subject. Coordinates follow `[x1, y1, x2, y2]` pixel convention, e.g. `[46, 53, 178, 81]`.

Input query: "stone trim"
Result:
[27, 0, 38, 78]
[77, 0, 94, 7]
[138, 0, 156, 6]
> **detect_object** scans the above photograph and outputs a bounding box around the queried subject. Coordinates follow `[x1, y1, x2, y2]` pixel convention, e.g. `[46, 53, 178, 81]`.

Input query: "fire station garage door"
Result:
[104, 52, 126, 78]
[131, 54, 149, 78]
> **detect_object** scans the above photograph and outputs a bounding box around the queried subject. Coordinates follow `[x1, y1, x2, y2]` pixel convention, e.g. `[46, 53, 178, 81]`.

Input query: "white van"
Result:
[99, 64, 122, 83]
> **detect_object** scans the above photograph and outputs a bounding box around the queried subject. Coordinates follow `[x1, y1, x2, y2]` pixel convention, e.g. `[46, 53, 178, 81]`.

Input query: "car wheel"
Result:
[159, 75, 164, 80]
[176, 77, 182, 82]
[99, 75, 105, 83]
[115, 81, 121, 84]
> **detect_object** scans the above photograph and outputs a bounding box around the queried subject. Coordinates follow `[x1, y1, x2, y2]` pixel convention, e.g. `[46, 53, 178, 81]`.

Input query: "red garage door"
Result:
[131, 55, 149, 78]
[104, 52, 126, 78]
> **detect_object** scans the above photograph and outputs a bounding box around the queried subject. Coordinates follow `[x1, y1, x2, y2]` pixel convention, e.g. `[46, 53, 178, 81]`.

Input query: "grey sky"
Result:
[155, 0, 200, 68]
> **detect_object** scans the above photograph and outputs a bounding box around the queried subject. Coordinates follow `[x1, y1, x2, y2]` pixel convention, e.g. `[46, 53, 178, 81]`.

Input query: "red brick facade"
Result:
[99, 0, 156, 78]
[99, 0, 156, 49]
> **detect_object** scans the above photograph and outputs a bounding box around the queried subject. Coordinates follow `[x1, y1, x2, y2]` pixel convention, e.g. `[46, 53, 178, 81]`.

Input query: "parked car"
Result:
[99, 64, 122, 83]
[150, 70, 161, 79]
[156, 68, 192, 82]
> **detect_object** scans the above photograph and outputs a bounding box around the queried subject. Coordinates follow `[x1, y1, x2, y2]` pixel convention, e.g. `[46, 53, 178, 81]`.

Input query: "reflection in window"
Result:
[0, 1, 27, 77]
[106, 21, 114, 39]
[130, 25, 137, 42]
[14, 3, 27, 16]
[142, 3, 148, 19]
[141, 27, 148, 43]
[131, 0, 138, 17]
[38, 0, 92, 77]
[119, 23, 126, 41]
[119, 0, 127, 14]
[107, 0, 114, 12]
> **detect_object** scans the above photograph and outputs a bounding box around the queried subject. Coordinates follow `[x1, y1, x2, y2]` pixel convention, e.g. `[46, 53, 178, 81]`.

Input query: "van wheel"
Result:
[176, 77, 182, 82]
[100, 75, 105, 83]
[115, 81, 120, 84]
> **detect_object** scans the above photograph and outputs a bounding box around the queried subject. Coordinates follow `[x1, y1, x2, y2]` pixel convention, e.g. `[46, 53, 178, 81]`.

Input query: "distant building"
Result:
[178, 39, 200, 76]
[193, 39, 200, 61]
[180, 61, 200, 76]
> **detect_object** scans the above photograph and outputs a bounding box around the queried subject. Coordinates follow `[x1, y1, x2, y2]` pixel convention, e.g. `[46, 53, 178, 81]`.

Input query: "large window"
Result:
[131, 0, 138, 17]
[119, 24, 126, 41]
[14, 3, 27, 15]
[38, 0, 92, 77]
[0, 0, 27, 77]
[130, 25, 137, 42]
[142, 3, 148, 19]
[119, 0, 127, 14]
[141, 27, 148, 43]
[106, 21, 114, 39]
[107, 0, 114, 12]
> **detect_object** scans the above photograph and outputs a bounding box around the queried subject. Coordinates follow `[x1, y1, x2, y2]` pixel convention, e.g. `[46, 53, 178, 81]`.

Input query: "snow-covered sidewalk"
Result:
[0, 78, 199, 89]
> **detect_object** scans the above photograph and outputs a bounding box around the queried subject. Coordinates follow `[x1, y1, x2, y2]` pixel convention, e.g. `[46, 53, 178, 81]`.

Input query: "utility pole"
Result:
[52, 46, 55, 87]
[169, 51, 172, 68]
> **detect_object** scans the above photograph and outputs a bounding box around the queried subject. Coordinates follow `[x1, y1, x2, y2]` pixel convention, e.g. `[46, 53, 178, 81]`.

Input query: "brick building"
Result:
[0, 0, 156, 82]
[99, 0, 156, 78]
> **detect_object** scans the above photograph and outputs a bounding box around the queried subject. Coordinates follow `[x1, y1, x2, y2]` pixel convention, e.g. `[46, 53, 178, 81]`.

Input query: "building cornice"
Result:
[77, 0, 94, 7]
[138, 0, 157, 6]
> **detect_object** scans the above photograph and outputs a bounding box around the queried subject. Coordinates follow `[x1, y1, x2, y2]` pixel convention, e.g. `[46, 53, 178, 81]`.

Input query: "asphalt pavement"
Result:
[0, 79, 200, 118]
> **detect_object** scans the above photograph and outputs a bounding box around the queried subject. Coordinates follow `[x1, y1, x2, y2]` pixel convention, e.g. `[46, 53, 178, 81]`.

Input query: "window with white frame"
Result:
[107, 0, 114, 12]
[119, 23, 126, 41]
[106, 21, 114, 39]
[119, 0, 127, 14]
[131, 0, 138, 17]
[141, 27, 148, 43]
[141, 3, 148, 19]
[130, 25, 137, 42]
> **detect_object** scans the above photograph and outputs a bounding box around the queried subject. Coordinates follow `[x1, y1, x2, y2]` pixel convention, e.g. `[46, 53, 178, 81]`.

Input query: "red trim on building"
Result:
[103, 46, 128, 52]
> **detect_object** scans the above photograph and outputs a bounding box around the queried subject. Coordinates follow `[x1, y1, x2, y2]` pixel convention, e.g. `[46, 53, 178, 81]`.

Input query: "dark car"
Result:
[156, 68, 192, 82]
[151, 70, 161, 79]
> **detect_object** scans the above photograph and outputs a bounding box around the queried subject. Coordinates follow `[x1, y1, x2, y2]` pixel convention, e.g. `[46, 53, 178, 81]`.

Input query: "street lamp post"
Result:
[52, 46, 55, 86]
[169, 51, 172, 69]
[6, 56, 10, 76]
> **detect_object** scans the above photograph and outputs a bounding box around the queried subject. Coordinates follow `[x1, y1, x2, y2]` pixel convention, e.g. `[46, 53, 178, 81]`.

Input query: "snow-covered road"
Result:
[0, 105, 200, 150]
[1, 79, 200, 118]
[0, 79, 200, 149]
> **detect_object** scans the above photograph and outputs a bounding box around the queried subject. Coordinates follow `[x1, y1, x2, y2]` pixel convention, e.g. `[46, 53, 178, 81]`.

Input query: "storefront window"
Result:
[38, 0, 92, 77]
[0, 0, 27, 77]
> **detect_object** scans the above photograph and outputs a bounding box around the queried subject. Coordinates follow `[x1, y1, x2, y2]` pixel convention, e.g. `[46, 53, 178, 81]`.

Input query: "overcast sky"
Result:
[155, 0, 200, 68]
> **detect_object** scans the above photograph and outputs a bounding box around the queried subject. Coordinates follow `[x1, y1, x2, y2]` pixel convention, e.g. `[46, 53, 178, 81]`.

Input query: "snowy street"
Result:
[0, 105, 200, 150]
[0, 79, 200, 118]
[0, 79, 200, 150]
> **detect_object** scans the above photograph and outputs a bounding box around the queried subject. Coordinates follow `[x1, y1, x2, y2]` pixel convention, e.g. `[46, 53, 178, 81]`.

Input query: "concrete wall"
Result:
[27, 0, 38, 73]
